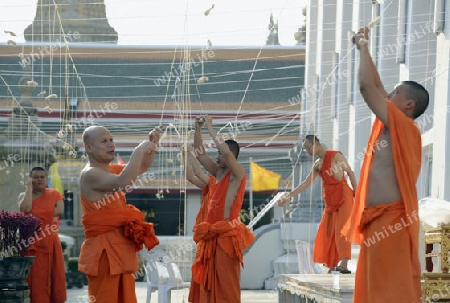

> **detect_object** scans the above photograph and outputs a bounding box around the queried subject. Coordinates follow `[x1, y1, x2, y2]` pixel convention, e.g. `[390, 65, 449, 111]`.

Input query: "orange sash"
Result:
[82, 204, 159, 252]
[192, 220, 255, 290]
[191, 172, 255, 291]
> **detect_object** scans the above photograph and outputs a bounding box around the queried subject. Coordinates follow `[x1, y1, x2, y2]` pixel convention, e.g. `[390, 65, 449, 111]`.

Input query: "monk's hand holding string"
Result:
[195, 115, 205, 129]
[278, 194, 290, 207]
[351, 27, 369, 50]
[204, 115, 213, 131]
[149, 125, 163, 143]
[277, 197, 287, 207]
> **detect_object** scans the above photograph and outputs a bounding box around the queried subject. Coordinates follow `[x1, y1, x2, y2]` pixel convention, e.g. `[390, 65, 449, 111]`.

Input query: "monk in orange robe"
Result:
[343, 27, 429, 303]
[18, 167, 67, 303]
[189, 115, 255, 303]
[78, 125, 161, 303]
[279, 135, 357, 272]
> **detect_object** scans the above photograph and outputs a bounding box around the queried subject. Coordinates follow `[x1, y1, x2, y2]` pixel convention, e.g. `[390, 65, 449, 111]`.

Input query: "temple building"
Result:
[0, 0, 306, 259]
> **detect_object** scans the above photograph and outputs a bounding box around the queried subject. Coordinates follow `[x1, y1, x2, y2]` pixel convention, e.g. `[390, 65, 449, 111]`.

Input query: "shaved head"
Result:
[82, 125, 115, 164]
[401, 81, 429, 119]
[303, 135, 320, 145]
[225, 139, 240, 159]
[82, 126, 108, 144]
[30, 166, 46, 177]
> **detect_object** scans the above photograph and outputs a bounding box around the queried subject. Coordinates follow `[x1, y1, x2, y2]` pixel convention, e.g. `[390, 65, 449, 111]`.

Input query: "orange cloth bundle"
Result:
[82, 204, 159, 252]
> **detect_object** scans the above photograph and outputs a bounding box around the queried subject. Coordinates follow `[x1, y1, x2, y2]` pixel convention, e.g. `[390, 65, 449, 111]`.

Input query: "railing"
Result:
[247, 191, 287, 230]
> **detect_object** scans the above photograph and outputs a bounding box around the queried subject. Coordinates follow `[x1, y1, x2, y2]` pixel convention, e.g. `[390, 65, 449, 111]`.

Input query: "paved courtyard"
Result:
[66, 282, 278, 303]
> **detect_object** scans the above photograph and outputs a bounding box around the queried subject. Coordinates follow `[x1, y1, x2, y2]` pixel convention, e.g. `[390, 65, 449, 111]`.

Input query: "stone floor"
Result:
[66, 282, 278, 303]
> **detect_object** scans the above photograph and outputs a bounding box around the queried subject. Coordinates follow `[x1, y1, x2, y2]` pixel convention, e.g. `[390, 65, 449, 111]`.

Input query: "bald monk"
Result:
[189, 115, 255, 303]
[78, 125, 161, 303]
[343, 27, 429, 303]
[278, 136, 357, 273]
[18, 167, 67, 303]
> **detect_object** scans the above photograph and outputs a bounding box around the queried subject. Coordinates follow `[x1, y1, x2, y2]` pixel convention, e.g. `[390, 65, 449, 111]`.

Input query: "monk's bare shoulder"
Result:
[313, 158, 322, 171]
[80, 165, 92, 181]
[81, 165, 107, 177]
[333, 152, 347, 166]
[80, 166, 107, 189]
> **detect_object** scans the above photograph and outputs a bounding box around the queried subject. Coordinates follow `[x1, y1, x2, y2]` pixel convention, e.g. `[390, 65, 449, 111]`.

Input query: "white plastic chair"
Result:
[139, 248, 190, 303]
[295, 240, 314, 274]
[164, 238, 196, 282]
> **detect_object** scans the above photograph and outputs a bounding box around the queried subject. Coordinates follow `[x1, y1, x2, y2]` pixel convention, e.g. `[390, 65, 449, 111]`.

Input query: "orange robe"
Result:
[78, 164, 159, 303]
[188, 184, 209, 301]
[25, 188, 67, 303]
[343, 101, 422, 303]
[189, 172, 255, 303]
[314, 150, 353, 269]
[195, 184, 210, 225]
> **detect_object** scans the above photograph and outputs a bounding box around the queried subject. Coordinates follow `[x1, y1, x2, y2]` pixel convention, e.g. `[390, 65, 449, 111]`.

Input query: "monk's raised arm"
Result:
[18, 177, 33, 213]
[194, 116, 218, 176]
[82, 140, 156, 193]
[138, 125, 163, 174]
[181, 145, 207, 189]
[354, 27, 389, 126]
[187, 144, 209, 184]
[205, 116, 245, 182]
